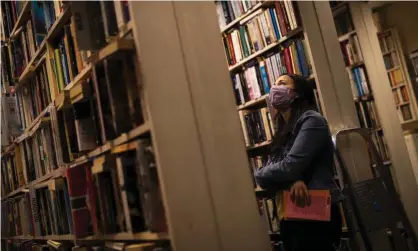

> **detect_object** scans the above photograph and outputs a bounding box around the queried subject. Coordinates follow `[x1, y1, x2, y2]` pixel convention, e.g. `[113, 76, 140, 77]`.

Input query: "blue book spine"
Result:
[353, 68, 363, 96]
[59, 43, 70, 85]
[62, 183, 74, 234]
[260, 63, 271, 93]
[269, 8, 281, 40]
[31, 2, 47, 37]
[296, 40, 309, 77]
[42, 2, 52, 30]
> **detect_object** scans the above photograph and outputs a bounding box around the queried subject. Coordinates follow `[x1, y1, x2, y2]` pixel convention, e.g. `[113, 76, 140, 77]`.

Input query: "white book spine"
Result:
[250, 66, 262, 98]
[270, 54, 280, 80]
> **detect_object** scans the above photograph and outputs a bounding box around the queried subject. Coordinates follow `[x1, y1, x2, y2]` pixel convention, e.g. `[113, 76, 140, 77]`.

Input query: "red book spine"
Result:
[279, 1, 291, 33]
[85, 166, 99, 234]
[274, 2, 288, 37]
[284, 48, 293, 74]
[66, 163, 92, 237]
[227, 34, 236, 64]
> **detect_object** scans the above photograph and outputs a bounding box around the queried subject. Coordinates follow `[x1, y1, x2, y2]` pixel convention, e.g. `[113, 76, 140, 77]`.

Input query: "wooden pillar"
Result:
[129, 2, 270, 251]
[298, 1, 373, 182]
[350, 2, 418, 234]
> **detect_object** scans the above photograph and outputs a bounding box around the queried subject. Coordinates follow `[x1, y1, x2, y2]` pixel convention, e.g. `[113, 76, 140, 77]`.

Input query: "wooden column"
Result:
[298, 1, 373, 182]
[351, 2, 418, 234]
[129, 2, 270, 251]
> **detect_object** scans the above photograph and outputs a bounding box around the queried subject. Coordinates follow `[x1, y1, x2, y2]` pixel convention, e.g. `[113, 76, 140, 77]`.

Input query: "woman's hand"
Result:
[290, 180, 311, 208]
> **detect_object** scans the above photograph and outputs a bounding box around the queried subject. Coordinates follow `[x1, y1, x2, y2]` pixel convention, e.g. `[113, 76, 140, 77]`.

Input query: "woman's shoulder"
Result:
[298, 110, 328, 125]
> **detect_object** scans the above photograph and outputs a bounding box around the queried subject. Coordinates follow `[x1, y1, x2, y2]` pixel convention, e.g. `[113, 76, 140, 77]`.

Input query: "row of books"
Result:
[355, 100, 381, 130]
[1, 240, 170, 251]
[399, 105, 413, 121]
[1, 119, 58, 195]
[48, 23, 83, 92]
[15, 63, 52, 130]
[387, 68, 405, 87]
[347, 66, 371, 98]
[222, 2, 301, 66]
[232, 39, 312, 105]
[0, 1, 27, 38]
[383, 52, 399, 70]
[1, 139, 167, 238]
[215, 0, 262, 28]
[257, 197, 280, 233]
[393, 87, 410, 105]
[378, 31, 395, 54]
[340, 34, 363, 66]
[372, 131, 390, 161]
[47, 50, 143, 166]
[239, 107, 274, 147]
[1, 2, 64, 81]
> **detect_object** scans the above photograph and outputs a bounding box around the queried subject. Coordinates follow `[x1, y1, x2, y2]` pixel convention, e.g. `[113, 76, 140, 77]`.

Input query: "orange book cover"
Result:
[283, 190, 331, 221]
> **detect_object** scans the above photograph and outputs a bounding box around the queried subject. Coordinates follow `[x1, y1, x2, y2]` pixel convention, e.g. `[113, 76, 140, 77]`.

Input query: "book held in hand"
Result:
[283, 189, 331, 221]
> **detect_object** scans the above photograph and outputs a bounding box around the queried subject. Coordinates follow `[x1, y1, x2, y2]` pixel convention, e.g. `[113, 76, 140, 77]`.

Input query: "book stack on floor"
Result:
[1, 1, 170, 250]
[331, 3, 391, 163]
[378, 29, 418, 124]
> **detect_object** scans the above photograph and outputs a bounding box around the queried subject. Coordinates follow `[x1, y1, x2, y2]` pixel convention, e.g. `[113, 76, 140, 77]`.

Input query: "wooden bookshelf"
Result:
[220, 1, 270, 33]
[8, 1, 31, 40]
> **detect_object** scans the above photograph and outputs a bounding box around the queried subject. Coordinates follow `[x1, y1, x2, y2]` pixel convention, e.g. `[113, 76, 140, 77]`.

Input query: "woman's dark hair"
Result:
[270, 74, 317, 158]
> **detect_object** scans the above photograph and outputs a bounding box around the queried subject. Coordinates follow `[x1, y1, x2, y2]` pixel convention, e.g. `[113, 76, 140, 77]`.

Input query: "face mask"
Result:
[269, 85, 295, 108]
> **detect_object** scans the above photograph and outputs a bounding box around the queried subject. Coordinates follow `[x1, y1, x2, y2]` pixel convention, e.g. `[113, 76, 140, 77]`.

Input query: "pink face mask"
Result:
[269, 85, 296, 108]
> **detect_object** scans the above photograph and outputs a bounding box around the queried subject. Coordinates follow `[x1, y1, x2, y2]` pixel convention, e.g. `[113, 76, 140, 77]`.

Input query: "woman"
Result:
[255, 74, 343, 251]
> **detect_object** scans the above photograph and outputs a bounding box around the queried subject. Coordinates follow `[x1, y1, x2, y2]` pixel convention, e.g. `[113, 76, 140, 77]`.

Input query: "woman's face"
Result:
[275, 75, 295, 90]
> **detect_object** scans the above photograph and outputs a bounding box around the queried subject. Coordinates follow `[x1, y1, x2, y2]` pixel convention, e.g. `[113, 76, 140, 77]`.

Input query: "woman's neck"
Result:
[281, 108, 292, 123]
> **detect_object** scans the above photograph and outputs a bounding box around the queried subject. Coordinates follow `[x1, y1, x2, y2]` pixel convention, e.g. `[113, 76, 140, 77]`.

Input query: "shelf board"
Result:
[237, 94, 268, 110]
[346, 61, 364, 69]
[8, 1, 31, 40]
[228, 27, 303, 72]
[382, 49, 395, 56]
[247, 140, 272, 151]
[387, 66, 400, 73]
[90, 38, 135, 64]
[1, 232, 167, 241]
[78, 232, 169, 241]
[2, 167, 66, 200]
[354, 94, 373, 102]
[64, 64, 93, 91]
[392, 83, 406, 90]
[401, 119, 418, 131]
[338, 30, 356, 42]
[396, 101, 410, 107]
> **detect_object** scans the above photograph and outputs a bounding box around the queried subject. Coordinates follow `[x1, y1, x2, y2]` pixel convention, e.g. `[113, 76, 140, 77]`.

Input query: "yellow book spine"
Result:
[54, 49, 65, 92]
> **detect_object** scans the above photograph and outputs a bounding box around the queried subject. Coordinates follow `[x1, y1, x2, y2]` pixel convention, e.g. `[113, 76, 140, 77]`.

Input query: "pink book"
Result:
[283, 190, 331, 221]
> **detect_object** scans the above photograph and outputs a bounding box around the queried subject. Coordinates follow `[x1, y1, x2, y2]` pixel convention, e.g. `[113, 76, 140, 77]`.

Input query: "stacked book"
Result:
[355, 100, 381, 129]
[340, 34, 363, 66]
[347, 66, 371, 98]
[222, 1, 301, 66]
[215, 0, 262, 29]
[232, 38, 312, 105]
[67, 140, 167, 238]
[15, 63, 52, 130]
[238, 107, 274, 147]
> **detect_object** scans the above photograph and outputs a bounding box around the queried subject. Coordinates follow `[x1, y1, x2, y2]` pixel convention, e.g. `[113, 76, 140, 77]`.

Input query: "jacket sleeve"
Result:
[255, 115, 329, 189]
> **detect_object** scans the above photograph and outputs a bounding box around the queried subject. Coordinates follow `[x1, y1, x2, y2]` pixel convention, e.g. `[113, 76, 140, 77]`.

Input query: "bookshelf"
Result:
[331, 1, 392, 162]
[2, 1, 273, 251]
[0, 1, 168, 250]
[377, 28, 418, 127]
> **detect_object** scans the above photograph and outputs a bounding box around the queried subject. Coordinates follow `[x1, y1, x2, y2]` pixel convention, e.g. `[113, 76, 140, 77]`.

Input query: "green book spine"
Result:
[54, 49, 65, 92]
[239, 26, 249, 57]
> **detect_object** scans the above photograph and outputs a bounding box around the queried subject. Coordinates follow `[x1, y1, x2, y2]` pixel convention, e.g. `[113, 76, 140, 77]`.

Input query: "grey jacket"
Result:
[254, 110, 343, 203]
